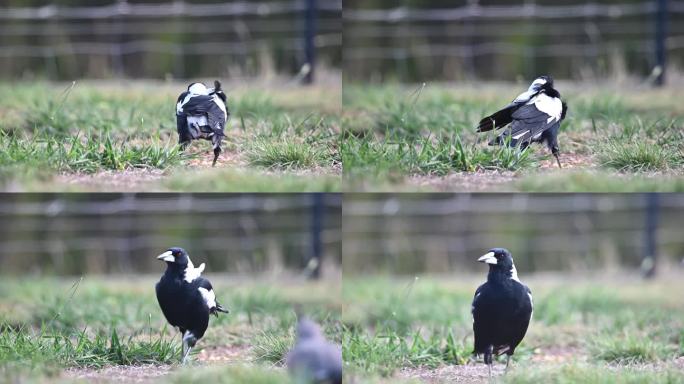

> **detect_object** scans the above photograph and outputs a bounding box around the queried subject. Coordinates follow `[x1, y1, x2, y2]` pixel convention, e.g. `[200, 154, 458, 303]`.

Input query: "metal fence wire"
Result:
[343, 0, 681, 83]
[0, 193, 342, 276]
[342, 193, 684, 275]
[0, 0, 342, 80]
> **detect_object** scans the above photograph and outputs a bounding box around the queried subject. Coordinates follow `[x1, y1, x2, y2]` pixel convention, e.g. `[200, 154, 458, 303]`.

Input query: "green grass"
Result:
[0, 276, 341, 383]
[504, 363, 684, 384]
[343, 274, 684, 383]
[516, 171, 684, 192]
[0, 81, 341, 192]
[343, 83, 684, 191]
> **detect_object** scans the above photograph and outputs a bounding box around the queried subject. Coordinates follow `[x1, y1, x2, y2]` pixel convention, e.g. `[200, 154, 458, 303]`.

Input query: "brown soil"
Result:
[62, 345, 252, 383]
[404, 152, 596, 192]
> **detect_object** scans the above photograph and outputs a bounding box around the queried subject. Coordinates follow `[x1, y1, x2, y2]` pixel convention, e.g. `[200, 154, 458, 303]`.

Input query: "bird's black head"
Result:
[478, 248, 518, 281]
[156, 247, 190, 267]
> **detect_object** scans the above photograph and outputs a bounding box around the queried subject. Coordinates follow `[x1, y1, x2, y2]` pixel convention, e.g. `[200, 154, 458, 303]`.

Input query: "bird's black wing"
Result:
[181, 95, 225, 123]
[477, 102, 521, 132]
[493, 104, 560, 147]
[471, 283, 488, 354]
[506, 284, 533, 354]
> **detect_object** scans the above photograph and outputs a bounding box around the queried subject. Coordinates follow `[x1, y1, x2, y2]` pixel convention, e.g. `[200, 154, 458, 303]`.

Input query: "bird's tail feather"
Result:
[211, 303, 230, 317]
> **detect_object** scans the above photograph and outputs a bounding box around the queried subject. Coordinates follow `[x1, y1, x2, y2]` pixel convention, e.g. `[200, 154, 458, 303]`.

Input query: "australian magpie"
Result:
[155, 247, 229, 363]
[286, 317, 343, 384]
[175, 81, 230, 166]
[472, 248, 532, 377]
[476, 75, 568, 168]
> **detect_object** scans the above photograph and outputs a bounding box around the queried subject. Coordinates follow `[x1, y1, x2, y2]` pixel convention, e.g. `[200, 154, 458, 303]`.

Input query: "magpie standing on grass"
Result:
[476, 75, 568, 168]
[176, 81, 230, 166]
[472, 248, 532, 378]
[286, 317, 343, 384]
[155, 247, 229, 363]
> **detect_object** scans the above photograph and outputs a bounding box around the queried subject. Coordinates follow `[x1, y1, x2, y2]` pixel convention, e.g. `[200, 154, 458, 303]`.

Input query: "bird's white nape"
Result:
[478, 252, 497, 265]
[183, 257, 205, 283]
[188, 83, 209, 95]
[157, 251, 175, 263]
[510, 263, 521, 282]
[198, 287, 217, 309]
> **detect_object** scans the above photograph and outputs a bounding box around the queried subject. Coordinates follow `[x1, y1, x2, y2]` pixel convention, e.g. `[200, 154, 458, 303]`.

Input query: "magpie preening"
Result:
[175, 81, 230, 167]
[472, 248, 533, 378]
[155, 247, 229, 363]
[476, 75, 568, 168]
[286, 317, 343, 384]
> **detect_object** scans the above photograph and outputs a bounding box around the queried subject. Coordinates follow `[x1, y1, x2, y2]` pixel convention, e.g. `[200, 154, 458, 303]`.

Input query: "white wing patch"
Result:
[183, 257, 205, 283]
[528, 292, 534, 311]
[198, 287, 217, 309]
[533, 93, 562, 123]
[512, 130, 529, 140]
[212, 94, 227, 121]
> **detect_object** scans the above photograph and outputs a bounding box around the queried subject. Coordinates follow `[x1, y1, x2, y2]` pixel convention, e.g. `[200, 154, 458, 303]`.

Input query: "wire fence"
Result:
[342, 194, 684, 275]
[0, 193, 342, 276]
[0, 0, 342, 80]
[344, 0, 682, 83]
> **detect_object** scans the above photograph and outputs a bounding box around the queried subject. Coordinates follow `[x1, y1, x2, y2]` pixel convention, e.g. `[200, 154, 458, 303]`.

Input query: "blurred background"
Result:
[343, 193, 684, 277]
[0, 193, 342, 277]
[0, 0, 341, 82]
[344, 0, 678, 84]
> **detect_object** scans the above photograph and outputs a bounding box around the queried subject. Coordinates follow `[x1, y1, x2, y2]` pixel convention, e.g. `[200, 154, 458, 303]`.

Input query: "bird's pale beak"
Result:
[157, 251, 175, 262]
[478, 252, 498, 265]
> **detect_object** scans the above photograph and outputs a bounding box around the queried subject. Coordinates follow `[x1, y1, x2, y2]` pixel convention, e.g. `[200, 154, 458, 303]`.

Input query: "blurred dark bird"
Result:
[175, 80, 230, 166]
[476, 75, 567, 167]
[155, 247, 229, 363]
[472, 248, 533, 378]
[286, 317, 342, 384]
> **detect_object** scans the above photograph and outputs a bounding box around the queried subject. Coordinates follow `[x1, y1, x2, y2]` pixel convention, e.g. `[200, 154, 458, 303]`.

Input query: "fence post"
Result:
[308, 193, 324, 279]
[303, 0, 317, 84]
[655, 0, 668, 86]
[642, 193, 659, 278]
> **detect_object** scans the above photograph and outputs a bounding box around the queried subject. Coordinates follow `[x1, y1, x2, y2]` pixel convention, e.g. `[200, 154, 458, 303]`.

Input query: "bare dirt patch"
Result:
[61, 345, 253, 383]
[64, 364, 173, 383]
[398, 364, 502, 384]
[403, 152, 596, 191]
[55, 169, 168, 191]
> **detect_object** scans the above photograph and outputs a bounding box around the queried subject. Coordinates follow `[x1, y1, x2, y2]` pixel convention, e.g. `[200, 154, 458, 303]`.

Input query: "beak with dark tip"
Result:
[478, 251, 498, 265]
[157, 251, 175, 262]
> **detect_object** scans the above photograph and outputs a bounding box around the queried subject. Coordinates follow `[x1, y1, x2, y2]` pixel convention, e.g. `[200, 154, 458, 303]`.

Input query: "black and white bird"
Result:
[476, 75, 568, 168]
[175, 81, 230, 167]
[155, 247, 229, 363]
[472, 248, 532, 377]
[286, 317, 343, 384]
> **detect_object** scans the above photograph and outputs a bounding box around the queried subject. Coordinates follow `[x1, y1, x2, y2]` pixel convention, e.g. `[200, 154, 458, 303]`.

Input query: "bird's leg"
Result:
[212, 147, 221, 167]
[485, 345, 493, 379]
[180, 331, 188, 363]
[211, 135, 222, 167]
[551, 145, 562, 168]
[181, 331, 197, 364]
[505, 354, 512, 373]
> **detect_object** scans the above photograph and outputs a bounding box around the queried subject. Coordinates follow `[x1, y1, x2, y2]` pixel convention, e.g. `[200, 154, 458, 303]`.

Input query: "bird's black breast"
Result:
[472, 280, 532, 354]
[156, 273, 210, 338]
